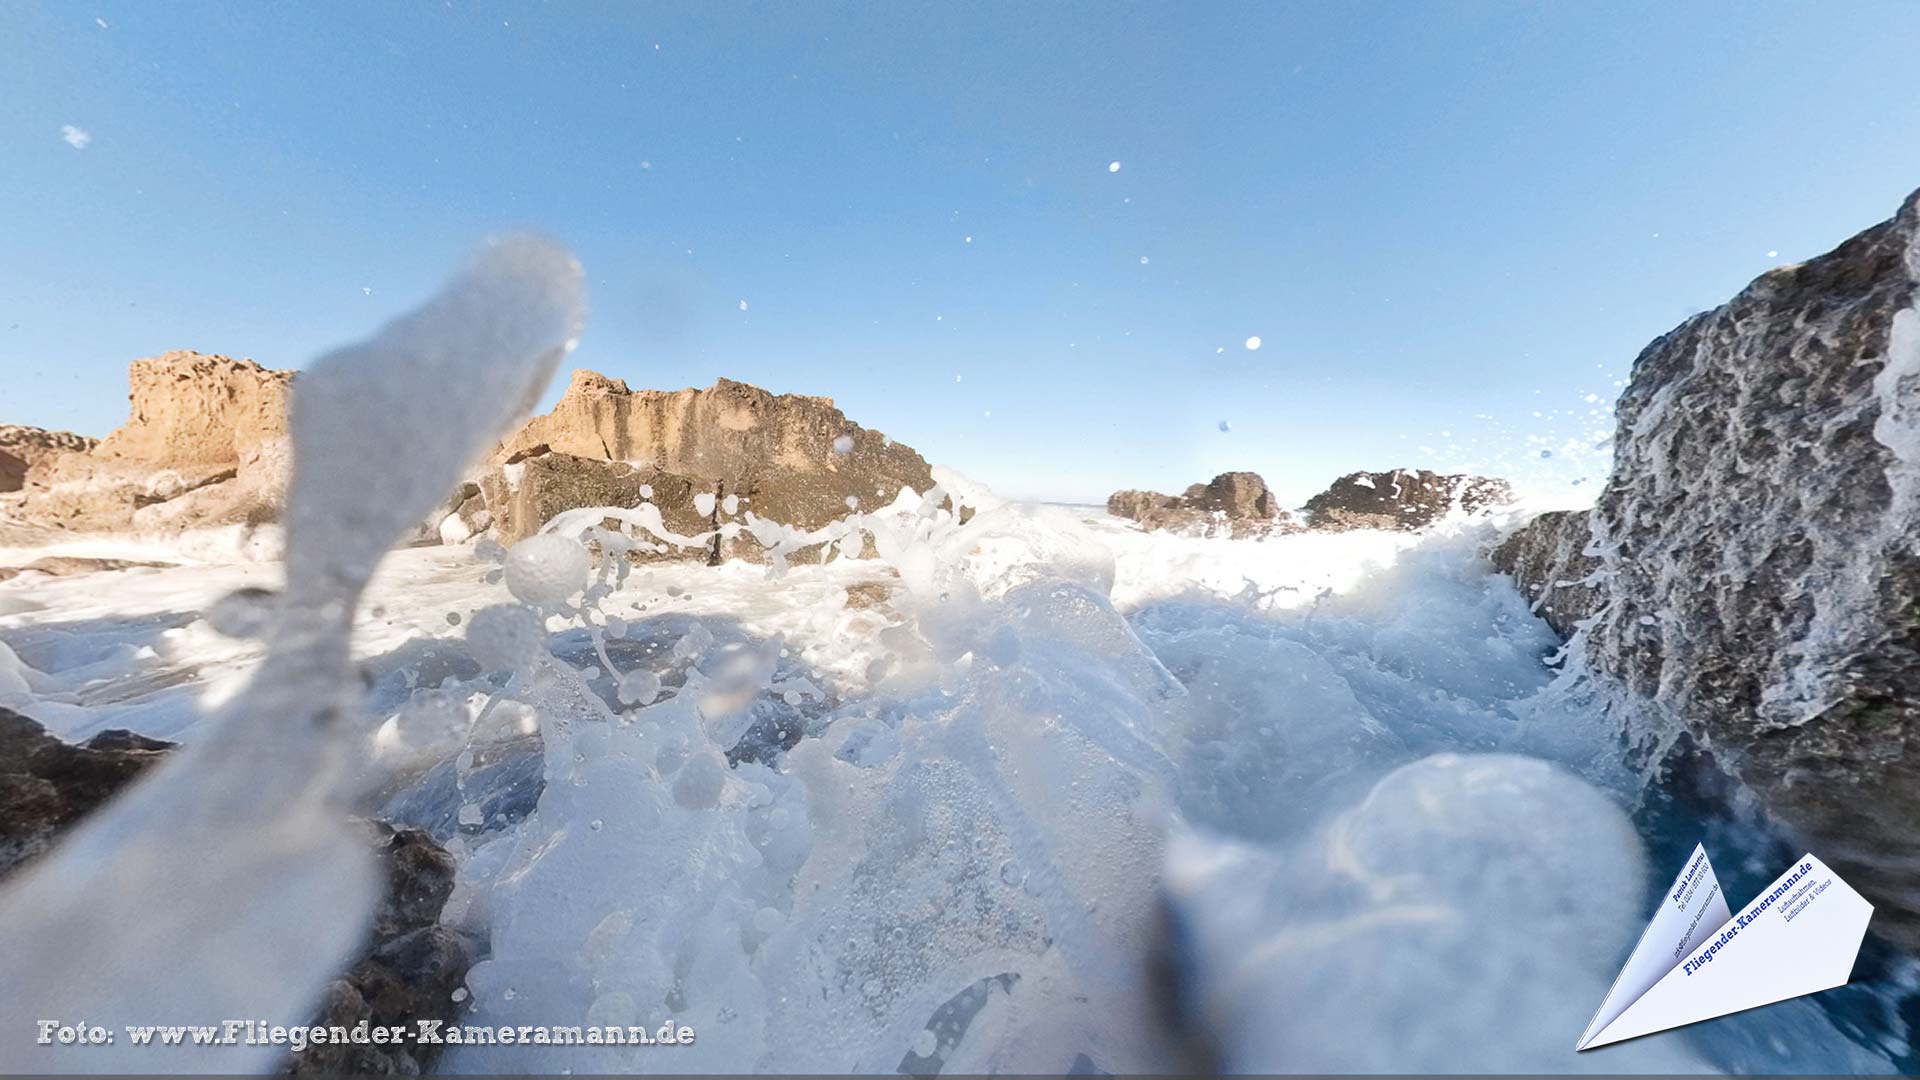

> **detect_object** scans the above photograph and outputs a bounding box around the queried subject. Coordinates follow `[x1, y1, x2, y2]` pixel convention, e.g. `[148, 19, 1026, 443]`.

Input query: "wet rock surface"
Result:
[0, 556, 175, 583]
[0, 707, 172, 876]
[287, 824, 473, 1078]
[1302, 468, 1513, 531]
[1488, 509, 1603, 638]
[1504, 187, 1920, 949]
[0, 708, 473, 1074]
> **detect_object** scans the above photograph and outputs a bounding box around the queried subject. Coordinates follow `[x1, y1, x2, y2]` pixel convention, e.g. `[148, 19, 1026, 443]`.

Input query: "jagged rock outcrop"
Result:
[0, 708, 473, 1074]
[1503, 187, 1920, 949]
[10, 351, 294, 531]
[479, 372, 936, 561]
[1488, 509, 1603, 638]
[1302, 469, 1512, 531]
[0, 426, 95, 494]
[1106, 471, 1298, 538]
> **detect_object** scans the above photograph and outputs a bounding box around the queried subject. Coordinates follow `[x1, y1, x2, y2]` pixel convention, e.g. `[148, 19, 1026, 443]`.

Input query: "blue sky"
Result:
[5, 2, 1919, 503]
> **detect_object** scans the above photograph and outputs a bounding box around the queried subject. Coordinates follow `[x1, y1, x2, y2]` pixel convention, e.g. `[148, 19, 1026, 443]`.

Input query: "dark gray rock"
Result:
[1488, 509, 1604, 638]
[1525, 187, 1920, 948]
[288, 824, 473, 1078]
[1302, 469, 1512, 532]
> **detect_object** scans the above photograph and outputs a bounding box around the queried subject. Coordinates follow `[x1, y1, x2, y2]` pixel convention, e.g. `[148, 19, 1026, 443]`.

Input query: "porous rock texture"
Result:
[480, 372, 936, 561]
[0, 707, 473, 1075]
[1301, 468, 1513, 531]
[9, 352, 294, 531]
[1501, 187, 1920, 948]
[1106, 471, 1298, 538]
[1487, 509, 1603, 638]
[0, 426, 95, 494]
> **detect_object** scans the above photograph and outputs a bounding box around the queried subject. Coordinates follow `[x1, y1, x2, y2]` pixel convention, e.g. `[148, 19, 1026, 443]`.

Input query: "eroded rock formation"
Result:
[10, 352, 294, 531]
[0, 426, 95, 494]
[1487, 509, 1602, 638]
[1301, 469, 1512, 531]
[1500, 186, 1920, 948]
[477, 372, 936, 561]
[1105, 471, 1298, 538]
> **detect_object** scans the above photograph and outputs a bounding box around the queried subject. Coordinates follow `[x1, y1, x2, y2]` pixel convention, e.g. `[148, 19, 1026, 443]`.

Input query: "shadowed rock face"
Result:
[1502, 187, 1920, 948]
[10, 352, 293, 531]
[1488, 509, 1603, 638]
[1106, 471, 1297, 538]
[1302, 469, 1512, 531]
[481, 371, 936, 561]
[0, 426, 95, 494]
[479, 451, 719, 558]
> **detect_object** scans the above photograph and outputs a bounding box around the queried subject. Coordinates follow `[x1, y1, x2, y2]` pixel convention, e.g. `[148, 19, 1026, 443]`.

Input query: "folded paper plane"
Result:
[1576, 844, 1873, 1050]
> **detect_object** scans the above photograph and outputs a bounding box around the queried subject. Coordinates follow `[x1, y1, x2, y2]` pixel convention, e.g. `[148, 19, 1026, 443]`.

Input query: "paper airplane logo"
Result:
[1576, 843, 1873, 1050]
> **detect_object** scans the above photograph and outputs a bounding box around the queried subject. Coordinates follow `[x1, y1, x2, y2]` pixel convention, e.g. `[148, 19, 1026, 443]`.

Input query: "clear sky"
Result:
[4, 2, 1919, 504]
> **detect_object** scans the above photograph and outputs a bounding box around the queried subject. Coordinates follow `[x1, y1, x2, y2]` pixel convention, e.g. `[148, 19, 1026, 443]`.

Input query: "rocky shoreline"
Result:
[1107, 466, 1515, 539]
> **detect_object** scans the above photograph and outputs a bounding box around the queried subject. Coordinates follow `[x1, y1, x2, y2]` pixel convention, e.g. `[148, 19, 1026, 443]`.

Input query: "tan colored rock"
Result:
[0, 426, 95, 493]
[13, 352, 294, 532]
[91, 350, 292, 467]
[484, 372, 936, 562]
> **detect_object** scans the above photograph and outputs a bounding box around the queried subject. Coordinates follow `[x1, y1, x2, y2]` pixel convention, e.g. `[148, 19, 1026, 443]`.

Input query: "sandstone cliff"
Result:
[0, 426, 95, 494]
[1499, 186, 1920, 948]
[480, 372, 936, 560]
[11, 351, 294, 531]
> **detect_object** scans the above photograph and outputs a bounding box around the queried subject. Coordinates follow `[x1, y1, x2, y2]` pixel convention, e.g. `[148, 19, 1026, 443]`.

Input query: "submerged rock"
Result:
[1301, 468, 1512, 531]
[1505, 186, 1920, 949]
[1106, 471, 1298, 538]
[0, 709, 473, 1073]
